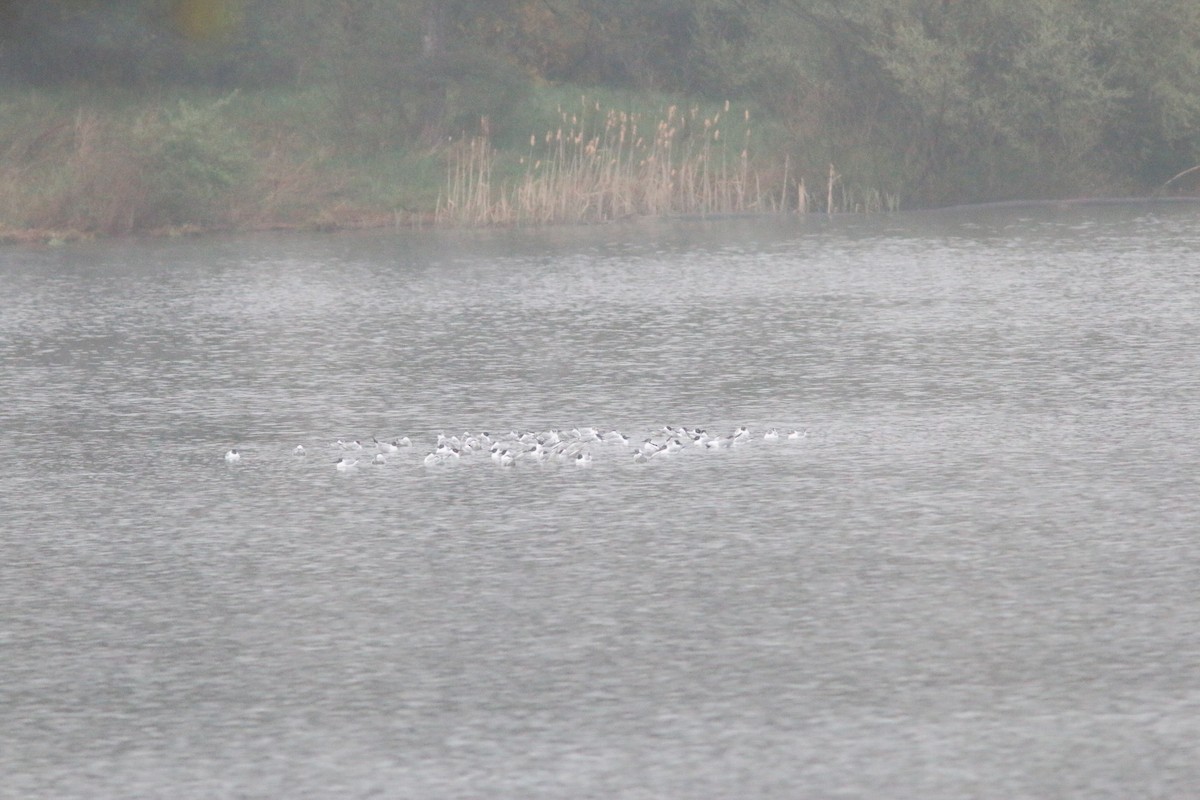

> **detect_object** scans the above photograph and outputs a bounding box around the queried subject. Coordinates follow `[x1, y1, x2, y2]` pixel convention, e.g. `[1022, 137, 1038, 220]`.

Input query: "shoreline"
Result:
[3, 194, 1196, 248]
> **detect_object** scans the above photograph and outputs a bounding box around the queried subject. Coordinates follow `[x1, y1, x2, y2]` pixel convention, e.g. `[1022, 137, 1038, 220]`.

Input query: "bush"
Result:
[132, 93, 254, 227]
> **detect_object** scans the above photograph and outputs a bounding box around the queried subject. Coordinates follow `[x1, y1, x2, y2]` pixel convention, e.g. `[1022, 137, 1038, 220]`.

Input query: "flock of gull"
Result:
[223, 425, 807, 471]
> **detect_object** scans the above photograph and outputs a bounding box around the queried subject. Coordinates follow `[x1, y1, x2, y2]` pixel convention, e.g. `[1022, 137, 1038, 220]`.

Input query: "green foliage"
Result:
[133, 93, 253, 225]
[3, 0, 1200, 223]
[439, 52, 530, 139]
[1089, 0, 1200, 184]
[857, 0, 1123, 201]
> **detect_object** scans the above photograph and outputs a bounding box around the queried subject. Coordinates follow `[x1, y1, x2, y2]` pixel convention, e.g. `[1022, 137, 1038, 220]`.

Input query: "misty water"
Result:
[3, 205, 1199, 798]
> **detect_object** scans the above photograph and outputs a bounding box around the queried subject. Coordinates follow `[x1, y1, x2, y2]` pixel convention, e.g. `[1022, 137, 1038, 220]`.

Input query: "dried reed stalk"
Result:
[436, 98, 813, 226]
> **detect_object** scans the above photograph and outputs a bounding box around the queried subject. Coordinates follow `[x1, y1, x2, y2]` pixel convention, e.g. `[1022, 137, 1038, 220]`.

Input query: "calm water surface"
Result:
[2, 207, 1199, 798]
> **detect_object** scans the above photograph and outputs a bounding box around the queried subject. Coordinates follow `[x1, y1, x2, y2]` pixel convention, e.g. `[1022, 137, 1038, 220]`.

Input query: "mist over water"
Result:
[3, 206, 1199, 798]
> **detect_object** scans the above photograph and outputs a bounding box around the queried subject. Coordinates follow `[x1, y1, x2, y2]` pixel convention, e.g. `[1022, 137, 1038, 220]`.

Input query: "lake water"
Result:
[2, 205, 1199, 798]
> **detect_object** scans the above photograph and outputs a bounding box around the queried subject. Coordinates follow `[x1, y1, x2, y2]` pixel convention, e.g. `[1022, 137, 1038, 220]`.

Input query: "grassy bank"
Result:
[0, 84, 895, 243]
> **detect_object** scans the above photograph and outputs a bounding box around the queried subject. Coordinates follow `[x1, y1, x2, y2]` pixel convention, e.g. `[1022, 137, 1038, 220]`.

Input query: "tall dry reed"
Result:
[437, 98, 809, 226]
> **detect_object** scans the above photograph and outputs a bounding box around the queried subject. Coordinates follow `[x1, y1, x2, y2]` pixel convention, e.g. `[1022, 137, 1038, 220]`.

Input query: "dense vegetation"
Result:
[2, 0, 1198, 237]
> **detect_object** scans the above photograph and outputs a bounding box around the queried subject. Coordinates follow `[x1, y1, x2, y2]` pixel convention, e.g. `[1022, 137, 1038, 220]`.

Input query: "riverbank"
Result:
[0, 83, 900, 244]
[0, 85, 443, 242]
[2, 83, 1190, 246]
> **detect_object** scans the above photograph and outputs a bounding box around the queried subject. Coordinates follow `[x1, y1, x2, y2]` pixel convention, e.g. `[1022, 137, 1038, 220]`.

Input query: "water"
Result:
[2, 206, 1199, 798]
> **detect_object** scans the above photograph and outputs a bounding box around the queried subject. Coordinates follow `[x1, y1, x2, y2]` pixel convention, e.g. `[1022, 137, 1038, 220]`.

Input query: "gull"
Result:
[604, 430, 630, 446]
[572, 427, 601, 442]
[224, 449, 241, 463]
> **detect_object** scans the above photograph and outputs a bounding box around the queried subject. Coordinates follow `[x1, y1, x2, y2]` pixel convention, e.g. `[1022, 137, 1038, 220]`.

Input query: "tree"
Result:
[1090, 0, 1200, 185]
[766, 0, 1130, 203]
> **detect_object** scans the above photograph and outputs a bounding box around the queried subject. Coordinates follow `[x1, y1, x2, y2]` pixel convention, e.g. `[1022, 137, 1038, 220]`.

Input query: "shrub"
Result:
[132, 93, 254, 227]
